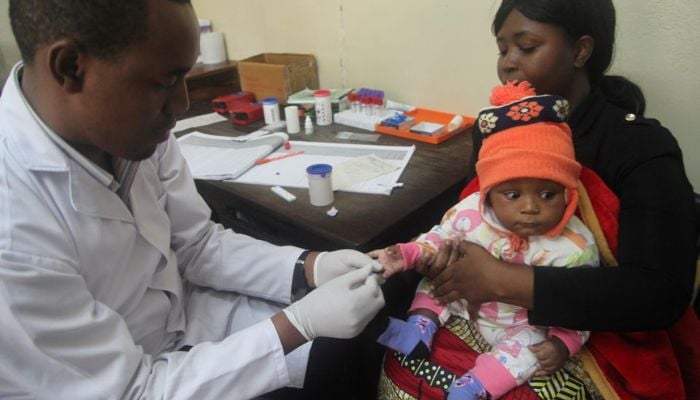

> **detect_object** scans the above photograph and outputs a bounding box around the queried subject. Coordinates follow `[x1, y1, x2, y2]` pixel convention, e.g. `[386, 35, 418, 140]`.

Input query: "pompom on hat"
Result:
[475, 81, 581, 237]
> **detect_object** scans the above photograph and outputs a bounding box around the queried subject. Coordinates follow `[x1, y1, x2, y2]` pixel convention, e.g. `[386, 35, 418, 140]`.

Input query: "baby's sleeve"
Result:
[549, 328, 590, 356]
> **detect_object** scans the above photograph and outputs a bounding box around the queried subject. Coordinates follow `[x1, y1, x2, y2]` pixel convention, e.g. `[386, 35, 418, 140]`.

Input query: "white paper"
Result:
[333, 154, 398, 190]
[177, 131, 287, 180]
[173, 112, 228, 133]
[233, 141, 414, 195]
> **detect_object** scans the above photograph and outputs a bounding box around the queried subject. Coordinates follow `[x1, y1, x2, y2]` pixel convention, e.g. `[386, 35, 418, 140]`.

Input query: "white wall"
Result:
[0, 0, 20, 85]
[2, 1, 698, 189]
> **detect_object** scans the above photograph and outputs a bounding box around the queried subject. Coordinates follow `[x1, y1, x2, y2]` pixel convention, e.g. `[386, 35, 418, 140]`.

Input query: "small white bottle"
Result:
[304, 115, 314, 135]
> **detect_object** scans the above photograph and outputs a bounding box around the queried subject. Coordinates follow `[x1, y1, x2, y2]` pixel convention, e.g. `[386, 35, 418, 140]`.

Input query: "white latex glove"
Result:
[313, 249, 383, 286]
[283, 264, 385, 340]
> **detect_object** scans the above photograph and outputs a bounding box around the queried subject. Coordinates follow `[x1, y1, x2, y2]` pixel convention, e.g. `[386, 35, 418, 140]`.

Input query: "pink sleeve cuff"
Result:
[409, 292, 446, 317]
[471, 354, 518, 398]
[398, 242, 422, 270]
[549, 327, 586, 356]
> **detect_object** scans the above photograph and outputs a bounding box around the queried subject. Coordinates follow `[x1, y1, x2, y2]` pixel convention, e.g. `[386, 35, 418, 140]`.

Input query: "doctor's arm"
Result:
[0, 252, 382, 399]
[159, 137, 379, 298]
[274, 264, 385, 353]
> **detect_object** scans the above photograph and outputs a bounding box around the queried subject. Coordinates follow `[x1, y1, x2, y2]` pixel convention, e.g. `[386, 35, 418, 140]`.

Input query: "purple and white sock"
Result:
[376, 314, 437, 359]
[447, 372, 489, 400]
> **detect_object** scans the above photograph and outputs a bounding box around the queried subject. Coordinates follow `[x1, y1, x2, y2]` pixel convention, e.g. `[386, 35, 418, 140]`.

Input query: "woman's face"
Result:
[495, 9, 580, 98]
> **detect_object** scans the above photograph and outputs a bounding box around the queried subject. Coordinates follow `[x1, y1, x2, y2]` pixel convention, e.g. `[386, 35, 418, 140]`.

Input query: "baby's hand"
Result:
[367, 245, 405, 278]
[529, 337, 569, 376]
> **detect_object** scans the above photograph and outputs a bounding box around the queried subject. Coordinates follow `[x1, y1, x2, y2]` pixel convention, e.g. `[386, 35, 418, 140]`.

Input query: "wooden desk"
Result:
[184, 105, 473, 252]
[186, 60, 240, 103]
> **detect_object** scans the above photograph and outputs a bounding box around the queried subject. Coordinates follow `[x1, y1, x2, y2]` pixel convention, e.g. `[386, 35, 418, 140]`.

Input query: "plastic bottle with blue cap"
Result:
[262, 97, 280, 125]
[306, 164, 333, 206]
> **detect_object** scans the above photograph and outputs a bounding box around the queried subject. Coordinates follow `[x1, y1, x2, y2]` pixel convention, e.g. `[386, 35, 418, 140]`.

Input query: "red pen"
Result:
[255, 150, 304, 165]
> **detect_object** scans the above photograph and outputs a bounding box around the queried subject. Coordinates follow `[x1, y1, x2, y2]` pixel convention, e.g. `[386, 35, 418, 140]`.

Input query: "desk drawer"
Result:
[201, 186, 342, 250]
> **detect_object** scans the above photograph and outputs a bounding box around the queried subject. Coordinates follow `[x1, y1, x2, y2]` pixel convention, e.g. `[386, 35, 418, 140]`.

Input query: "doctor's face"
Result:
[75, 0, 199, 161]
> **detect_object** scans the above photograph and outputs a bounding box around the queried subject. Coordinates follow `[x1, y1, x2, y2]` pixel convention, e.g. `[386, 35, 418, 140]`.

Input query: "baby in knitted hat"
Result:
[370, 81, 600, 400]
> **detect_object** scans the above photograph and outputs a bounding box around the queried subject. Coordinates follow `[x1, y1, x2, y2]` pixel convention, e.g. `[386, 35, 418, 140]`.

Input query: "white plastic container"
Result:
[306, 164, 333, 206]
[200, 32, 226, 64]
[314, 89, 333, 126]
[262, 97, 280, 124]
[284, 105, 300, 134]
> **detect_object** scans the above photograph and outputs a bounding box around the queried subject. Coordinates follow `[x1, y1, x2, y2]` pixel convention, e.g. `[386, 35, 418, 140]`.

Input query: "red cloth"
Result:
[384, 326, 539, 400]
[667, 308, 700, 400]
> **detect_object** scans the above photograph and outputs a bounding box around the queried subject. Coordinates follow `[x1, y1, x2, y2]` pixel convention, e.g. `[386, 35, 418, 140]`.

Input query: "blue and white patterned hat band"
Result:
[476, 94, 570, 138]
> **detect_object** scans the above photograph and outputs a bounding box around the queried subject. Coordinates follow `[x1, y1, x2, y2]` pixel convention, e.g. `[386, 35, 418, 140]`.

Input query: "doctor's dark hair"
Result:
[10, 0, 192, 65]
[493, 0, 646, 115]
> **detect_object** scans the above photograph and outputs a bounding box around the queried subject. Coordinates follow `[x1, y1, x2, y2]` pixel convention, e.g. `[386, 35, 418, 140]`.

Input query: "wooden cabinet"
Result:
[185, 60, 240, 103]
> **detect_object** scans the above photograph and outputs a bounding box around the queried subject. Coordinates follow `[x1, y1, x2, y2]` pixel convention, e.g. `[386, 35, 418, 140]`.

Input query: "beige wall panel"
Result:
[611, 0, 700, 192]
[338, 0, 498, 115]
[192, 0, 344, 89]
[0, 0, 22, 85]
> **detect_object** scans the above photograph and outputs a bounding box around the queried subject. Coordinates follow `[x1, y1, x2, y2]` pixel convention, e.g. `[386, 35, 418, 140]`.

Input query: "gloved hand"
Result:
[313, 249, 383, 286]
[284, 264, 385, 340]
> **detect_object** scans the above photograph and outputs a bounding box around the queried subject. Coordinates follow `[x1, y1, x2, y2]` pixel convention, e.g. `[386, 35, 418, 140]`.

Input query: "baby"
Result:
[371, 81, 599, 400]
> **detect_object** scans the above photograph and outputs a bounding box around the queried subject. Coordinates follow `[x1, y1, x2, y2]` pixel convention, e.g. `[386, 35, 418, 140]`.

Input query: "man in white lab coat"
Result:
[0, 0, 385, 399]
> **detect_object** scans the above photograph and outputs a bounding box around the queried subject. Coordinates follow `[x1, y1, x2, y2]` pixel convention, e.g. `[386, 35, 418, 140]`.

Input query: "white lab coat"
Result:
[0, 63, 309, 399]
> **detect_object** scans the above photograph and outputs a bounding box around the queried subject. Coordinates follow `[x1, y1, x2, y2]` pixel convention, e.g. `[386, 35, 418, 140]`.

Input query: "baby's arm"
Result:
[368, 242, 437, 278]
[529, 337, 569, 376]
[367, 244, 406, 278]
[369, 200, 467, 278]
[529, 222, 597, 375]
[530, 328, 589, 376]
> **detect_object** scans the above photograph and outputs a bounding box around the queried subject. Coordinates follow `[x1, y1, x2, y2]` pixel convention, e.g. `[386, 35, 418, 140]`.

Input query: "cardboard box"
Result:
[238, 53, 319, 104]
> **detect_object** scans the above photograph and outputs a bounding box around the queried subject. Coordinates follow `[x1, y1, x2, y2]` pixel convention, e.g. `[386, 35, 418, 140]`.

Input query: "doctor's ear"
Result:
[47, 40, 86, 93]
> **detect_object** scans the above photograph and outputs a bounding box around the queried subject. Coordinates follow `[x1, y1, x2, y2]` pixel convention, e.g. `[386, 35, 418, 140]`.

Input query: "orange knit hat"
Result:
[475, 81, 581, 237]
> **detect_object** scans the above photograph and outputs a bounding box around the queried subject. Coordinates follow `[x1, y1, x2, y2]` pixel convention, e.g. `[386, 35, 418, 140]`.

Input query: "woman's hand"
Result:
[413, 239, 461, 280]
[429, 241, 535, 310]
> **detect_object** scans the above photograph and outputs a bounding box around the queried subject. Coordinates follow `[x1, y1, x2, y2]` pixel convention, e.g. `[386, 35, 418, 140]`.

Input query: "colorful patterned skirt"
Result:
[378, 316, 601, 400]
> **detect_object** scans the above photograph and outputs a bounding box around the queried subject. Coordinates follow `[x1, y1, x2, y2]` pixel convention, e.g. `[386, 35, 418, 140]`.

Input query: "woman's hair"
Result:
[10, 0, 191, 65]
[493, 0, 645, 115]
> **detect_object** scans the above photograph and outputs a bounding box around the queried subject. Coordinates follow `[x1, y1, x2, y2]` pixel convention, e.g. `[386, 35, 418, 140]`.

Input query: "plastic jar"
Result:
[314, 90, 333, 126]
[262, 97, 280, 124]
[284, 105, 300, 134]
[306, 164, 333, 206]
